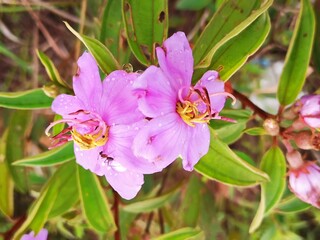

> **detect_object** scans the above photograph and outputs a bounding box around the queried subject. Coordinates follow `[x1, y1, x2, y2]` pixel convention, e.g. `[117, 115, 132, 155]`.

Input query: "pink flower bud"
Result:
[263, 118, 279, 136]
[295, 95, 320, 129]
[288, 162, 320, 209]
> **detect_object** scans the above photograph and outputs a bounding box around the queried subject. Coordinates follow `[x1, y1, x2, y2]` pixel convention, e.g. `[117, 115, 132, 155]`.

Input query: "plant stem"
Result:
[232, 89, 275, 119]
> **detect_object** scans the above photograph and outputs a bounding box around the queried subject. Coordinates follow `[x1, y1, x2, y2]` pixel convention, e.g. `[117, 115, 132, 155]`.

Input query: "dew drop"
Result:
[158, 123, 162, 127]
[160, 112, 164, 116]
[111, 77, 115, 81]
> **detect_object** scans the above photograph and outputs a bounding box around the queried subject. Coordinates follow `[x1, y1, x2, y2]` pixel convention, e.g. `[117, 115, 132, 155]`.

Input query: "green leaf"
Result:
[312, 0, 320, 73]
[193, 12, 271, 82]
[5, 111, 32, 192]
[0, 130, 14, 218]
[152, 227, 204, 240]
[0, 42, 31, 72]
[176, 0, 211, 10]
[13, 142, 74, 167]
[261, 147, 286, 214]
[195, 135, 269, 186]
[48, 161, 79, 218]
[0, 89, 53, 109]
[244, 127, 267, 136]
[179, 175, 202, 227]
[13, 162, 76, 239]
[193, 0, 273, 68]
[276, 195, 311, 214]
[123, 188, 178, 213]
[249, 147, 286, 233]
[100, 0, 130, 63]
[122, 0, 168, 65]
[277, 0, 315, 106]
[36, 50, 69, 88]
[65, 22, 120, 74]
[77, 166, 115, 233]
[210, 109, 252, 144]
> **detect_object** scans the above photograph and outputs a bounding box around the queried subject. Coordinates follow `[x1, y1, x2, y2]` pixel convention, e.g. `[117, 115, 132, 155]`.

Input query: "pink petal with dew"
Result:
[133, 113, 188, 170]
[195, 70, 226, 114]
[74, 144, 104, 176]
[100, 70, 144, 125]
[106, 123, 161, 174]
[156, 32, 193, 91]
[181, 123, 210, 171]
[105, 167, 144, 200]
[304, 117, 320, 128]
[73, 52, 102, 110]
[133, 66, 176, 118]
[51, 94, 83, 116]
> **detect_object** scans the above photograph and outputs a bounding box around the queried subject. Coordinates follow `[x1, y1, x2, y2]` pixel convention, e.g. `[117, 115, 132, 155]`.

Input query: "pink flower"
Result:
[296, 94, 320, 129]
[21, 229, 48, 240]
[132, 32, 233, 171]
[46, 52, 156, 199]
[288, 161, 320, 209]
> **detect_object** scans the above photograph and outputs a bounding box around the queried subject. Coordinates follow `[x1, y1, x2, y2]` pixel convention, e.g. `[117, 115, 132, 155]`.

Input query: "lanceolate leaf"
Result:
[36, 50, 69, 88]
[152, 227, 204, 240]
[0, 89, 53, 109]
[193, 0, 273, 68]
[276, 195, 311, 214]
[277, 0, 315, 106]
[123, 188, 178, 213]
[0, 130, 13, 218]
[5, 111, 32, 192]
[65, 22, 120, 74]
[193, 12, 271, 82]
[13, 162, 76, 239]
[77, 166, 115, 233]
[195, 134, 269, 186]
[100, 0, 130, 63]
[13, 142, 74, 167]
[122, 0, 168, 65]
[260, 147, 286, 214]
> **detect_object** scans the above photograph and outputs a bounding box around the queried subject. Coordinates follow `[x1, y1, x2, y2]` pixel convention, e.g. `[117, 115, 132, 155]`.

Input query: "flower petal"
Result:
[73, 52, 102, 109]
[74, 144, 104, 176]
[195, 70, 226, 114]
[181, 123, 210, 171]
[99, 70, 144, 125]
[133, 66, 176, 118]
[133, 113, 188, 170]
[51, 94, 83, 116]
[105, 168, 144, 200]
[106, 122, 161, 174]
[156, 32, 193, 91]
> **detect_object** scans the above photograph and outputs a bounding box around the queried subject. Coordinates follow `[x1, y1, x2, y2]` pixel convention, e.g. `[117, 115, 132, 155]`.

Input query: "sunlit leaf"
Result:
[277, 0, 315, 106]
[5, 111, 32, 192]
[193, 12, 271, 82]
[100, 0, 130, 63]
[65, 21, 120, 74]
[0, 89, 53, 109]
[13, 142, 74, 167]
[195, 134, 269, 186]
[77, 166, 115, 233]
[244, 127, 267, 136]
[176, 0, 211, 10]
[122, 0, 168, 65]
[179, 175, 202, 227]
[276, 195, 311, 214]
[249, 191, 265, 234]
[13, 162, 76, 239]
[0, 130, 13, 217]
[123, 188, 178, 213]
[152, 227, 204, 240]
[193, 0, 273, 68]
[36, 50, 69, 88]
[210, 109, 252, 144]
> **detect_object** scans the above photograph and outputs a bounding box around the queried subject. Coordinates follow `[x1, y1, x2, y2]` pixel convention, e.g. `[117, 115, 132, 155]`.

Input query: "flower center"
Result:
[176, 87, 211, 127]
[46, 110, 109, 149]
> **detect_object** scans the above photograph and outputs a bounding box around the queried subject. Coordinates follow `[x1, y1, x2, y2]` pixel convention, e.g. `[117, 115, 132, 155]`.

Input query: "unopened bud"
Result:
[263, 118, 279, 136]
[293, 131, 313, 150]
[311, 132, 320, 150]
[122, 63, 133, 73]
[42, 84, 60, 98]
[286, 150, 304, 169]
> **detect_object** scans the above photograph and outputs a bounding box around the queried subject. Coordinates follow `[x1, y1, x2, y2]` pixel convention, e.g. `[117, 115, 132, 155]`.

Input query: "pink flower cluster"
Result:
[46, 32, 230, 199]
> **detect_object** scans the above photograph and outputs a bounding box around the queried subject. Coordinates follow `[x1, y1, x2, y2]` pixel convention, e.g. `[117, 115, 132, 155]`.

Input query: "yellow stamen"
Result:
[71, 127, 109, 150]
